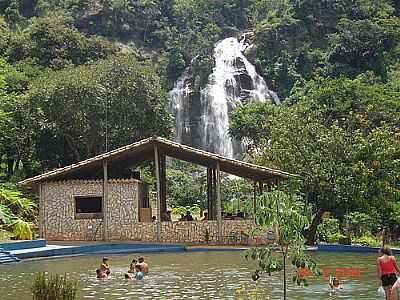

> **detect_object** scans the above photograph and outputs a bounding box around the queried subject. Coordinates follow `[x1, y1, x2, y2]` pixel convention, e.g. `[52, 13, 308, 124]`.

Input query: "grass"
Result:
[31, 272, 78, 300]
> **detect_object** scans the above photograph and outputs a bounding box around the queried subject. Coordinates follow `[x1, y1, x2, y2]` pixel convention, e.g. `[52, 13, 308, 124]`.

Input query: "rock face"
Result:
[169, 37, 279, 158]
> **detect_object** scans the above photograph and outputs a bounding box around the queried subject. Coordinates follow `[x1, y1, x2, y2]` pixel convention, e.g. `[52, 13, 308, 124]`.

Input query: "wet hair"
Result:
[102, 257, 109, 262]
[380, 247, 393, 256]
[138, 257, 144, 263]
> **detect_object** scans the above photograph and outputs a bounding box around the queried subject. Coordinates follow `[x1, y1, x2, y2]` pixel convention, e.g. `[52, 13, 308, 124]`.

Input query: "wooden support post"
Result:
[207, 168, 212, 220]
[212, 168, 217, 220]
[267, 179, 274, 192]
[216, 162, 222, 243]
[159, 153, 167, 221]
[258, 181, 264, 194]
[38, 183, 45, 238]
[154, 144, 161, 242]
[102, 159, 109, 241]
[253, 181, 257, 222]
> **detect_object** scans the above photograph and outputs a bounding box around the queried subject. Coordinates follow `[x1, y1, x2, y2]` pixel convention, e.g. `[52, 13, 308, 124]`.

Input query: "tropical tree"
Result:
[246, 190, 319, 300]
[0, 183, 37, 240]
[230, 75, 400, 244]
[166, 161, 206, 209]
[28, 54, 172, 168]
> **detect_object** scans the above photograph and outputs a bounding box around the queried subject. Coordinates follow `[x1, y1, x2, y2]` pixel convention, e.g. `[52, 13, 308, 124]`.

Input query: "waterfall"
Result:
[169, 37, 279, 158]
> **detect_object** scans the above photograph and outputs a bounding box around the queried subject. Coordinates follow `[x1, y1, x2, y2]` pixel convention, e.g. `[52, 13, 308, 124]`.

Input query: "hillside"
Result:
[0, 1, 399, 244]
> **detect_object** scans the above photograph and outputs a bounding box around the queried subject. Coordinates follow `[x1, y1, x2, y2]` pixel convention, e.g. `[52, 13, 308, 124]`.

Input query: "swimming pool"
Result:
[0, 251, 382, 299]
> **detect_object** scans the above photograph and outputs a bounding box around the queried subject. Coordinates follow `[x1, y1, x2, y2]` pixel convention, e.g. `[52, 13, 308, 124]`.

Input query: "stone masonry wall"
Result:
[40, 179, 140, 241]
[108, 220, 254, 244]
[40, 179, 255, 243]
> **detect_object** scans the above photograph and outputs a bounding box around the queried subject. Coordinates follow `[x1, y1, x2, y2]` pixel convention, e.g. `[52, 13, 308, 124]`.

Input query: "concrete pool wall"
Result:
[2, 239, 398, 262]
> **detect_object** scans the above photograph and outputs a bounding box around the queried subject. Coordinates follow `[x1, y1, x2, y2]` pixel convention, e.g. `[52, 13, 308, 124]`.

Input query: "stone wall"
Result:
[39, 179, 256, 243]
[105, 220, 254, 244]
[40, 179, 141, 241]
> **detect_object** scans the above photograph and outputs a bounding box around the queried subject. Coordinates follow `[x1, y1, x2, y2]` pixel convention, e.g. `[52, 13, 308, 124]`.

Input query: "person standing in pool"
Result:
[135, 264, 145, 280]
[97, 257, 110, 279]
[138, 257, 149, 274]
[377, 247, 400, 300]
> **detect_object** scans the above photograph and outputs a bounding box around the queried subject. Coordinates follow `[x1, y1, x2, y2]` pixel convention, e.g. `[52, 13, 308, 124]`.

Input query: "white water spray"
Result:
[170, 37, 279, 158]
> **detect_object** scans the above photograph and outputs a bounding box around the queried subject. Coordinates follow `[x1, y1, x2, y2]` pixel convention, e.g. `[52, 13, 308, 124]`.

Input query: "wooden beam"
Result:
[154, 144, 161, 242]
[207, 168, 212, 220]
[216, 162, 222, 243]
[159, 152, 167, 220]
[253, 181, 257, 222]
[38, 183, 44, 238]
[212, 168, 217, 220]
[102, 159, 109, 241]
[258, 181, 264, 194]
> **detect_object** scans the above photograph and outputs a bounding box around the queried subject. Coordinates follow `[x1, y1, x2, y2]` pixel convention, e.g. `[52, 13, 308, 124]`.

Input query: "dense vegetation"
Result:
[0, 0, 399, 245]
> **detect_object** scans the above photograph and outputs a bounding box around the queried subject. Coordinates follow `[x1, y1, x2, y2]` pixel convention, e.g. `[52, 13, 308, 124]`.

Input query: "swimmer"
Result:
[135, 264, 145, 280]
[138, 257, 149, 274]
[97, 257, 110, 279]
[124, 272, 134, 280]
[128, 258, 138, 274]
[297, 262, 310, 286]
[329, 276, 343, 292]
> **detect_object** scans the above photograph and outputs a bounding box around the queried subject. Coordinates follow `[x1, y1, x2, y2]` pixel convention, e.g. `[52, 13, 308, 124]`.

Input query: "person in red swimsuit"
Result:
[377, 247, 400, 300]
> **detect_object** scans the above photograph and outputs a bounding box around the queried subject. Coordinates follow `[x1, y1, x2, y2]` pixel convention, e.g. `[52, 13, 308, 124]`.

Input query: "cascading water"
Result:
[169, 37, 279, 158]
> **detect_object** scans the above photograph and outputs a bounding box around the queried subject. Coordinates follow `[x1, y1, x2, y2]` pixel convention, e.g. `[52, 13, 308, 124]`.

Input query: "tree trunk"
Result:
[7, 158, 14, 178]
[64, 135, 81, 162]
[306, 207, 325, 245]
[283, 252, 287, 300]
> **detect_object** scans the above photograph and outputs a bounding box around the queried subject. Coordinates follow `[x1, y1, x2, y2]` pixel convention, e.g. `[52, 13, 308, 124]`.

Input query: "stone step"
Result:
[0, 248, 20, 264]
[0, 256, 18, 261]
[0, 258, 18, 264]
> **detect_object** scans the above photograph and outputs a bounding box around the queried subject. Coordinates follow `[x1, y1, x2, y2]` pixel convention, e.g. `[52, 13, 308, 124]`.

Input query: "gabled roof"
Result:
[19, 137, 295, 187]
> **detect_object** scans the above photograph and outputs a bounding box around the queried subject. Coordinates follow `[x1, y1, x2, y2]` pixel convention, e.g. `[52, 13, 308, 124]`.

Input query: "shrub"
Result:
[326, 232, 346, 243]
[316, 217, 340, 242]
[13, 218, 33, 240]
[31, 272, 78, 300]
[344, 212, 378, 237]
[352, 232, 380, 247]
[172, 205, 201, 218]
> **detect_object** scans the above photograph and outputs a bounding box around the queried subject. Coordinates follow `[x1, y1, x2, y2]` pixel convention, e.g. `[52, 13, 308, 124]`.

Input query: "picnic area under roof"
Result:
[19, 136, 295, 187]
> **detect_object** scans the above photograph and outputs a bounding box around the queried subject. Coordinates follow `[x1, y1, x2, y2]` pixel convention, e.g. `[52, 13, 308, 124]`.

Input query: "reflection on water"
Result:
[0, 251, 381, 299]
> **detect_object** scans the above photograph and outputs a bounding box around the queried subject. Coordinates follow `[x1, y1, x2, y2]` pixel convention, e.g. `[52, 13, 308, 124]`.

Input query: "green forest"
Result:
[0, 0, 399, 245]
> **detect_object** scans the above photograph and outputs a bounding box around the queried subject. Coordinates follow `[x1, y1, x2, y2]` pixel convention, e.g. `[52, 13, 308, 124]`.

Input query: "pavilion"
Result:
[20, 137, 294, 243]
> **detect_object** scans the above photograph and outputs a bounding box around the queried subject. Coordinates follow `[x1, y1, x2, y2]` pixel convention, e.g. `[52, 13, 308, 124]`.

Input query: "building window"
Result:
[75, 196, 103, 219]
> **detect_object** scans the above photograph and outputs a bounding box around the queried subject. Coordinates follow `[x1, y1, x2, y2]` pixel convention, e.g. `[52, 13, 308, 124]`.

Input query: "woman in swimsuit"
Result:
[377, 247, 400, 300]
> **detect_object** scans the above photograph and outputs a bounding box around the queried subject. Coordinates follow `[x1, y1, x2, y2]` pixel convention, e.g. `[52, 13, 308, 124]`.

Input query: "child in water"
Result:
[296, 262, 311, 286]
[125, 264, 145, 280]
[128, 259, 138, 274]
[329, 276, 343, 293]
[97, 257, 110, 279]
